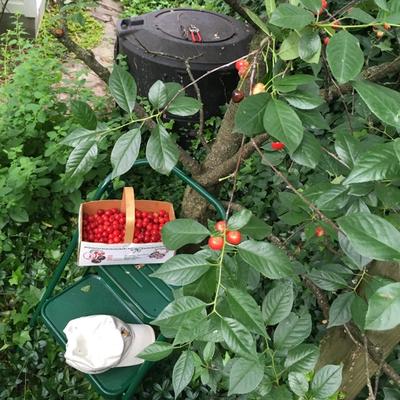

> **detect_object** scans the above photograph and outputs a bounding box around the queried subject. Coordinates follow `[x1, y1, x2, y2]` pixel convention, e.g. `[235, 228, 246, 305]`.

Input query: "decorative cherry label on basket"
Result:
[77, 187, 175, 266]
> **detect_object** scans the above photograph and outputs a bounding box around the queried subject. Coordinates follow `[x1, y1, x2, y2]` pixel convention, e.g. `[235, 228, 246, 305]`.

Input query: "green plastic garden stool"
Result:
[30, 159, 226, 400]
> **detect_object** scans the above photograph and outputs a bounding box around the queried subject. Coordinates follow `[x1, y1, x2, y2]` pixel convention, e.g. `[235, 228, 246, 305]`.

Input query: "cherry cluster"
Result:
[208, 220, 242, 251]
[82, 208, 170, 244]
[133, 209, 170, 244]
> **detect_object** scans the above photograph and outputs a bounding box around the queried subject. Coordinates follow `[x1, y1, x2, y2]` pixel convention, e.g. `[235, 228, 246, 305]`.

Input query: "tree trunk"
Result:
[317, 261, 400, 399]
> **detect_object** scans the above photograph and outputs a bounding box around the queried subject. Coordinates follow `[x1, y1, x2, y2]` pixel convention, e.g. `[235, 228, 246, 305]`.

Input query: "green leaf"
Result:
[274, 312, 312, 350]
[365, 282, 400, 330]
[347, 8, 375, 23]
[240, 215, 272, 240]
[62, 127, 97, 147]
[337, 213, 400, 261]
[375, 0, 389, 11]
[270, 386, 293, 400]
[291, 132, 322, 168]
[300, 0, 322, 12]
[284, 344, 320, 373]
[265, 0, 276, 16]
[335, 132, 359, 168]
[66, 140, 98, 178]
[203, 342, 215, 362]
[220, 317, 256, 359]
[244, 8, 270, 35]
[9, 208, 29, 223]
[326, 31, 364, 84]
[111, 128, 141, 178]
[146, 124, 179, 175]
[315, 185, 349, 213]
[288, 372, 309, 396]
[270, 4, 314, 29]
[328, 292, 356, 328]
[151, 296, 206, 327]
[164, 82, 184, 102]
[228, 209, 252, 230]
[353, 80, 400, 128]
[376, 184, 400, 209]
[298, 29, 321, 63]
[161, 219, 210, 250]
[148, 80, 167, 109]
[338, 232, 371, 270]
[234, 93, 270, 136]
[183, 268, 217, 303]
[167, 96, 201, 116]
[226, 288, 266, 336]
[71, 100, 97, 130]
[151, 254, 211, 286]
[351, 294, 368, 330]
[278, 32, 300, 61]
[228, 358, 264, 395]
[238, 240, 293, 279]
[311, 364, 343, 398]
[285, 90, 324, 110]
[297, 109, 330, 130]
[109, 64, 137, 113]
[262, 281, 294, 325]
[274, 74, 316, 93]
[137, 341, 174, 361]
[263, 99, 304, 154]
[344, 143, 400, 184]
[308, 270, 348, 291]
[173, 351, 195, 398]
[173, 316, 211, 345]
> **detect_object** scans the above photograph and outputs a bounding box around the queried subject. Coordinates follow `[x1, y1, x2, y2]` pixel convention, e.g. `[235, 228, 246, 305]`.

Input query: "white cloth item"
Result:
[63, 315, 155, 374]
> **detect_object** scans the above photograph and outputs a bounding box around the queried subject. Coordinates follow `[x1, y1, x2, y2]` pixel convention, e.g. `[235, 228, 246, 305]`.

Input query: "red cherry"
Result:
[271, 142, 285, 151]
[235, 59, 249, 71]
[208, 236, 224, 251]
[226, 231, 242, 245]
[238, 66, 248, 78]
[323, 37, 330, 46]
[317, 0, 327, 14]
[315, 226, 325, 237]
[232, 89, 245, 103]
[215, 220, 227, 233]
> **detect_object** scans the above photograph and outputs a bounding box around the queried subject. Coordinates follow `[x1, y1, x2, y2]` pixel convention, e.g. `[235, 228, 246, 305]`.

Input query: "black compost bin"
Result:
[115, 8, 254, 120]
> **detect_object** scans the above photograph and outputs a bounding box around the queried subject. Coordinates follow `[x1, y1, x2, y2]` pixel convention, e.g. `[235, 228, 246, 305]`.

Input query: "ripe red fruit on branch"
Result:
[208, 236, 224, 250]
[235, 59, 249, 71]
[323, 37, 330, 46]
[226, 231, 242, 245]
[231, 89, 244, 103]
[384, 22, 391, 30]
[238, 66, 248, 78]
[315, 226, 325, 237]
[317, 0, 328, 15]
[215, 220, 227, 233]
[271, 141, 285, 151]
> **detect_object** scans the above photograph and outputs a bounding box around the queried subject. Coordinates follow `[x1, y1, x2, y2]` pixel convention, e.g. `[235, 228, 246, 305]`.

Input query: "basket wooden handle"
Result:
[121, 187, 135, 243]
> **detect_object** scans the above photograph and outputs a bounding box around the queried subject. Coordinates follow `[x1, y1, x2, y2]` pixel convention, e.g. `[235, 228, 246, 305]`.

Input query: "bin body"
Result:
[116, 8, 254, 119]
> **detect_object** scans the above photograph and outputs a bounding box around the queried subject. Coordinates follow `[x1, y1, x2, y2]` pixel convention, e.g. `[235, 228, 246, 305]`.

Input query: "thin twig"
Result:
[321, 147, 350, 169]
[363, 335, 376, 400]
[250, 139, 340, 232]
[184, 59, 209, 152]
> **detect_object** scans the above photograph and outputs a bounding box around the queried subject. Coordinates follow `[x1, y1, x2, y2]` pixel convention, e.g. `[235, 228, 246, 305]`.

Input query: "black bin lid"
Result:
[154, 9, 235, 43]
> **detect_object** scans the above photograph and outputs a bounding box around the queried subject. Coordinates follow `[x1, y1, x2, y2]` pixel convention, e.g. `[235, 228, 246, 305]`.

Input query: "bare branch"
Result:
[196, 133, 269, 186]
